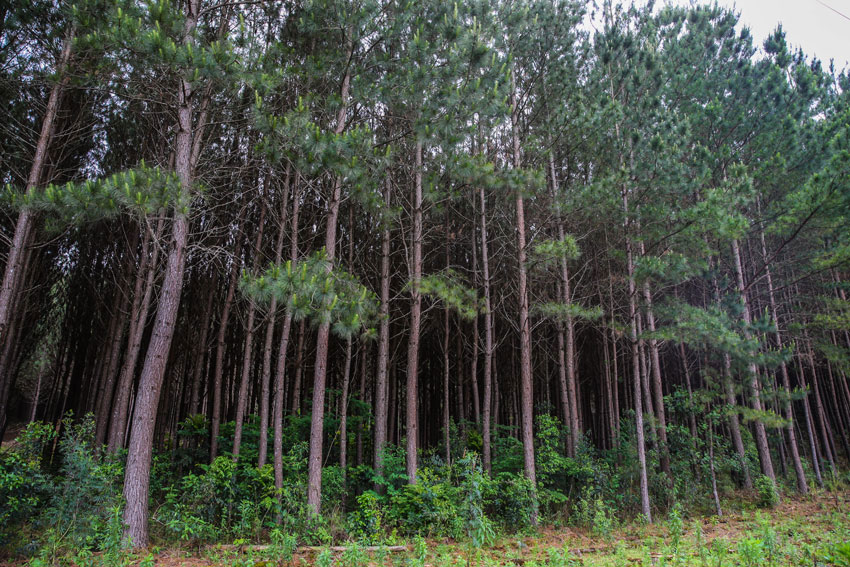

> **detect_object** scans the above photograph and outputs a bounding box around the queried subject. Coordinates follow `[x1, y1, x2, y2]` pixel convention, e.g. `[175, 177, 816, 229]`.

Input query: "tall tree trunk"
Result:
[94, 256, 134, 446]
[188, 279, 216, 417]
[443, 217, 451, 466]
[731, 238, 776, 482]
[405, 138, 423, 485]
[757, 220, 807, 493]
[122, 1, 198, 546]
[232, 201, 267, 461]
[710, 266, 753, 489]
[306, 39, 352, 514]
[374, 175, 392, 484]
[805, 340, 836, 474]
[274, 172, 300, 495]
[259, 168, 290, 468]
[641, 280, 671, 481]
[510, 75, 537, 522]
[0, 31, 74, 433]
[210, 206, 246, 461]
[624, 187, 652, 523]
[478, 184, 494, 474]
[795, 354, 824, 487]
[290, 320, 306, 414]
[548, 153, 579, 456]
[356, 345, 366, 467]
[338, 207, 356, 484]
[107, 219, 164, 453]
[339, 338, 352, 483]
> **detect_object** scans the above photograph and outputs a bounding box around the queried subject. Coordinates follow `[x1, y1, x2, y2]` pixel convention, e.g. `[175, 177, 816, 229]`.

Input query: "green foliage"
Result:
[754, 475, 780, 509]
[457, 453, 495, 548]
[0, 422, 54, 542]
[241, 250, 378, 340]
[156, 456, 278, 543]
[531, 236, 580, 265]
[492, 472, 537, 530]
[667, 504, 684, 554]
[3, 164, 188, 226]
[347, 491, 383, 544]
[737, 536, 765, 567]
[42, 416, 123, 551]
[417, 269, 482, 320]
[387, 467, 463, 538]
[572, 488, 616, 541]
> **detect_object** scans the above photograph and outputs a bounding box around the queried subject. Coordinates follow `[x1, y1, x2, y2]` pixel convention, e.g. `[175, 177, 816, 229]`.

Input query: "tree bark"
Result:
[548, 153, 579, 456]
[478, 184, 494, 475]
[107, 219, 164, 453]
[259, 168, 290, 468]
[306, 38, 352, 514]
[510, 75, 537, 523]
[0, 31, 75, 433]
[122, 1, 198, 546]
[623, 186, 652, 523]
[232, 201, 266, 461]
[374, 175, 392, 484]
[210, 206, 246, 461]
[731, 238, 776, 482]
[405, 139, 423, 485]
[757, 220, 807, 493]
[274, 170, 302, 492]
[641, 280, 672, 480]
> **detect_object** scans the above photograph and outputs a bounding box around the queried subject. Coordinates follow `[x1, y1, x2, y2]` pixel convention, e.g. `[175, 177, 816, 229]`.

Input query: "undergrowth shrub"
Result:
[387, 466, 462, 537]
[0, 421, 54, 544]
[156, 455, 278, 543]
[755, 475, 779, 508]
[347, 490, 383, 543]
[492, 472, 536, 530]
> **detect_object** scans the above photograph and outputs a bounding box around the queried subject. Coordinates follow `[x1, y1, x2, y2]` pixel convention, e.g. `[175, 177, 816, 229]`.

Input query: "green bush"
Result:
[755, 475, 779, 508]
[387, 466, 462, 537]
[156, 455, 278, 543]
[347, 490, 383, 544]
[0, 421, 54, 542]
[492, 472, 536, 530]
[42, 415, 124, 550]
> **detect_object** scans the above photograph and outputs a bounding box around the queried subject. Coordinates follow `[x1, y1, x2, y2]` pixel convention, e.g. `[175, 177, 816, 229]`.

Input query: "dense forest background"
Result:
[1, 0, 849, 555]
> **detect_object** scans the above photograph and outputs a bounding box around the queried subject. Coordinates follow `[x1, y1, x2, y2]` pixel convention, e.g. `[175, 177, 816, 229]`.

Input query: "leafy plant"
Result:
[348, 490, 383, 544]
[754, 475, 779, 508]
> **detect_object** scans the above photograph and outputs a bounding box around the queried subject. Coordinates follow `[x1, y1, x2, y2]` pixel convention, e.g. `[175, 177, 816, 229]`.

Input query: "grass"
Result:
[10, 491, 849, 566]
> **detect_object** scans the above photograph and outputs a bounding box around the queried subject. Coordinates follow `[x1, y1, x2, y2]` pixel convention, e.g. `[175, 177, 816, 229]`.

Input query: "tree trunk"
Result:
[405, 139, 423, 485]
[107, 219, 164, 453]
[188, 280, 216, 417]
[122, 1, 198, 546]
[0, 31, 74, 433]
[510, 75, 537, 523]
[94, 258, 133, 446]
[548, 153, 579, 456]
[232, 201, 266, 461]
[306, 40, 352, 514]
[731, 238, 775, 482]
[291, 320, 306, 414]
[478, 183, 494, 475]
[339, 338, 352, 483]
[757, 221, 807, 493]
[210, 206, 246, 461]
[624, 187, 652, 523]
[443, 306, 451, 465]
[374, 175, 392, 484]
[259, 169, 290, 468]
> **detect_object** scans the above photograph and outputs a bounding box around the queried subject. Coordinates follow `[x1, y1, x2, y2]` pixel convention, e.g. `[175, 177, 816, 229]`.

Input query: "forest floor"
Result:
[132, 491, 850, 567]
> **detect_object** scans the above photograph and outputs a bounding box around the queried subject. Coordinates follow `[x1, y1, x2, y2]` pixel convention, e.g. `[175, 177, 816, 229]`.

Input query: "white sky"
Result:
[665, 0, 850, 69]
